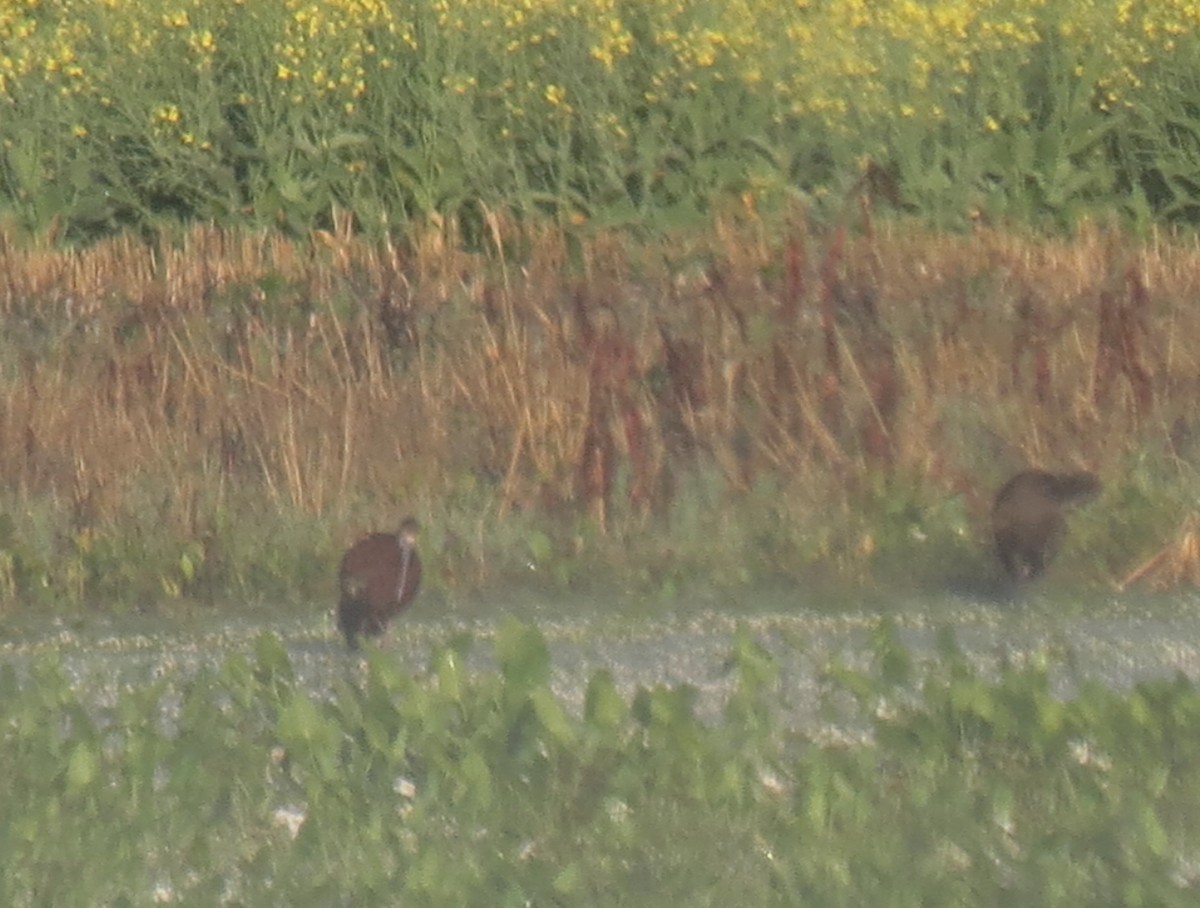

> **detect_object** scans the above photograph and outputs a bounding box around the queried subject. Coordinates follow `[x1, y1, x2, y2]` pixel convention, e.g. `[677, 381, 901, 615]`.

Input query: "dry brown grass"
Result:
[1117, 515, 1200, 592]
[1, 210, 1199, 601]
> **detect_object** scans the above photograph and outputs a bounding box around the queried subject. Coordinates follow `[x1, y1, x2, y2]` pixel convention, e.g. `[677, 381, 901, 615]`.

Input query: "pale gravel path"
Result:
[4, 589, 1200, 731]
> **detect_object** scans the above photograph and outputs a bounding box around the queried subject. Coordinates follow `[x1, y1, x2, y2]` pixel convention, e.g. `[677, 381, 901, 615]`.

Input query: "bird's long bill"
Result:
[395, 542, 413, 602]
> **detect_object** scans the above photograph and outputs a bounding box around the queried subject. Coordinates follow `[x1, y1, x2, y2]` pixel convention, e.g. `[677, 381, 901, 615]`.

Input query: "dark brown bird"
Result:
[992, 470, 1100, 581]
[337, 516, 422, 649]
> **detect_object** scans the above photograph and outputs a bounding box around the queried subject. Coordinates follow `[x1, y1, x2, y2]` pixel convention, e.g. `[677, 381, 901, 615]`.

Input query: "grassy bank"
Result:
[5, 621, 1200, 905]
[5, 0, 1200, 239]
[0, 215, 1195, 614]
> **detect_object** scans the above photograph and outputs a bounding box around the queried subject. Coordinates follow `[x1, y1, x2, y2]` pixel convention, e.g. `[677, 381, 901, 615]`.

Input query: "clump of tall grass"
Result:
[0, 214, 1197, 612]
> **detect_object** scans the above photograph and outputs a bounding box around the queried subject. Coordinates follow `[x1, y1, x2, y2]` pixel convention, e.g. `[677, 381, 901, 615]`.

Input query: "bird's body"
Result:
[992, 470, 1099, 581]
[337, 517, 422, 649]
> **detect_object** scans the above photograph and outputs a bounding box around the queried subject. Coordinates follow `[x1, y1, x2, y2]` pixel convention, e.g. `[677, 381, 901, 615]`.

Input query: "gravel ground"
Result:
[5, 587, 1200, 731]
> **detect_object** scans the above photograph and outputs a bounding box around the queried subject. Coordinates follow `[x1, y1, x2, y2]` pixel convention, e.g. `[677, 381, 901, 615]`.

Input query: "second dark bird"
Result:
[991, 469, 1100, 582]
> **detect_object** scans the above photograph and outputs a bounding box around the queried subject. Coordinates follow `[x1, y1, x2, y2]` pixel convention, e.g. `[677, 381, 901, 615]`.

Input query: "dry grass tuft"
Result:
[1117, 515, 1200, 592]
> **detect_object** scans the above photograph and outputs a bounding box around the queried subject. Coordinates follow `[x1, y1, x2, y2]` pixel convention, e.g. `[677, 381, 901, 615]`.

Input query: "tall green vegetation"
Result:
[3, 0, 1200, 240]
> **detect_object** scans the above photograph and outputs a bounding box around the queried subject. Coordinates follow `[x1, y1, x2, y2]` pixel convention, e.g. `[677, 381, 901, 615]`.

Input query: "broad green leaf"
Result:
[67, 742, 98, 791]
[531, 687, 575, 747]
[584, 670, 626, 732]
[496, 618, 550, 691]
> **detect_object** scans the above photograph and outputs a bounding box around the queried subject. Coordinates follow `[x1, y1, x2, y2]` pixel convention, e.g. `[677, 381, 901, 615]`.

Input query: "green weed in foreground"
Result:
[2, 621, 1200, 906]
